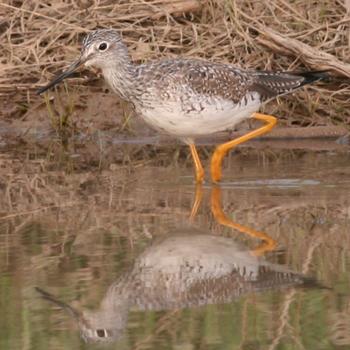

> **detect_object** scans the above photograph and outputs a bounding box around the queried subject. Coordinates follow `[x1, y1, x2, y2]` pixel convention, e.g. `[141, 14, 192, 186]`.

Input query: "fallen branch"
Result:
[256, 27, 350, 78]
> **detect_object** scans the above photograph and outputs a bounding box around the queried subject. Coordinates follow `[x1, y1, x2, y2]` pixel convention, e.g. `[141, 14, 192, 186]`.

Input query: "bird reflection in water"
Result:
[36, 185, 316, 344]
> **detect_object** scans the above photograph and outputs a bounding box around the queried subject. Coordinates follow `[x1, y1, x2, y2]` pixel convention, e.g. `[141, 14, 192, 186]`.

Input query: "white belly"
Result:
[139, 93, 261, 139]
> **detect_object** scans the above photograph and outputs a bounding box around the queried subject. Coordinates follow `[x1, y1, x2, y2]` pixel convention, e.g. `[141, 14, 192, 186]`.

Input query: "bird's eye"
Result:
[98, 42, 108, 51]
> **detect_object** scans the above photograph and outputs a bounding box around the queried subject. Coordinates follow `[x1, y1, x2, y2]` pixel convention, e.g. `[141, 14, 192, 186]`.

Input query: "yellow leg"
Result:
[189, 183, 203, 221]
[210, 113, 277, 183]
[210, 186, 277, 256]
[189, 143, 205, 183]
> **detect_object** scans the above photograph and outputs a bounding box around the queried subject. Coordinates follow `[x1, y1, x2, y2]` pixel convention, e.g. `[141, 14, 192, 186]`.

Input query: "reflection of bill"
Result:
[36, 184, 318, 345]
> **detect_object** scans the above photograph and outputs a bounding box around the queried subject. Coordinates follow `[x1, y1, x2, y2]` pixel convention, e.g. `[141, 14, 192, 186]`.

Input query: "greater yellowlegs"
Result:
[38, 29, 328, 182]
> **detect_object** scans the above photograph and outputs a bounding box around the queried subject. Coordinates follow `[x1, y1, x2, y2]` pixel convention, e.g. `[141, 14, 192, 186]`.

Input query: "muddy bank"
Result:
[0, 90, 348, 169]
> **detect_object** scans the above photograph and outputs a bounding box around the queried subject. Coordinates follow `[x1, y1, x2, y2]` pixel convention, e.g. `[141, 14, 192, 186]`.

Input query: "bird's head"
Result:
[37, 29, 128, 94]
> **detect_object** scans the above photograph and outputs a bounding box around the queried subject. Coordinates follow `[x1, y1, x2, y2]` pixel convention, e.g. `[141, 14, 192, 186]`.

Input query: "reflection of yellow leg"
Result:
[189, 143, 205, 183]
[211, 113, 277, 183]
[190, 183, 203, 221]
[210, 186, 277, 256]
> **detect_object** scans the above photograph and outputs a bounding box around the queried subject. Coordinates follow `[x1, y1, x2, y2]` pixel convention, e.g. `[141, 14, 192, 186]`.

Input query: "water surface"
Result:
[1, 146, 350, 349]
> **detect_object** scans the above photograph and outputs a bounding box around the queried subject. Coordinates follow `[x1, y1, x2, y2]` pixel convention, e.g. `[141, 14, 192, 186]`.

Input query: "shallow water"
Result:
[1, 145, 350, 350]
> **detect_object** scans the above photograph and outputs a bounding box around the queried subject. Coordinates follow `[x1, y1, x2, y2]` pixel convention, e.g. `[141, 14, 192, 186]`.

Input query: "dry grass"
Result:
[1, 0, 350, 127]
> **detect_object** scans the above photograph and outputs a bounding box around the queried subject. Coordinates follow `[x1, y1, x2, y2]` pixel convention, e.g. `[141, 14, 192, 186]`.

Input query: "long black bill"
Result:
[37, 56, 86, 95]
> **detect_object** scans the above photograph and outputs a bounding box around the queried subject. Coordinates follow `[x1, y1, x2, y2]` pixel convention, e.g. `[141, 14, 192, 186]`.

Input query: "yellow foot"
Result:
[210, 113, 277, 182]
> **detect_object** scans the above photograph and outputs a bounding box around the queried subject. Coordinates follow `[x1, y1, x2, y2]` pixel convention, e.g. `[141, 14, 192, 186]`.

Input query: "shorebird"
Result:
[37, 29, 328, 182]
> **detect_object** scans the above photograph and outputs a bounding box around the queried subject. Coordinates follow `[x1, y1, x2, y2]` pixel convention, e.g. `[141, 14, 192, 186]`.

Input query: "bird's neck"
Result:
[102, 62, 139, 101]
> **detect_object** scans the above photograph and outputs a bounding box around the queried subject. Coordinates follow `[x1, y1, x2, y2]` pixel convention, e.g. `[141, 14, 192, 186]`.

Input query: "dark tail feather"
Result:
[292, 70, 331, 86]
[252, 69, 332, 101]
